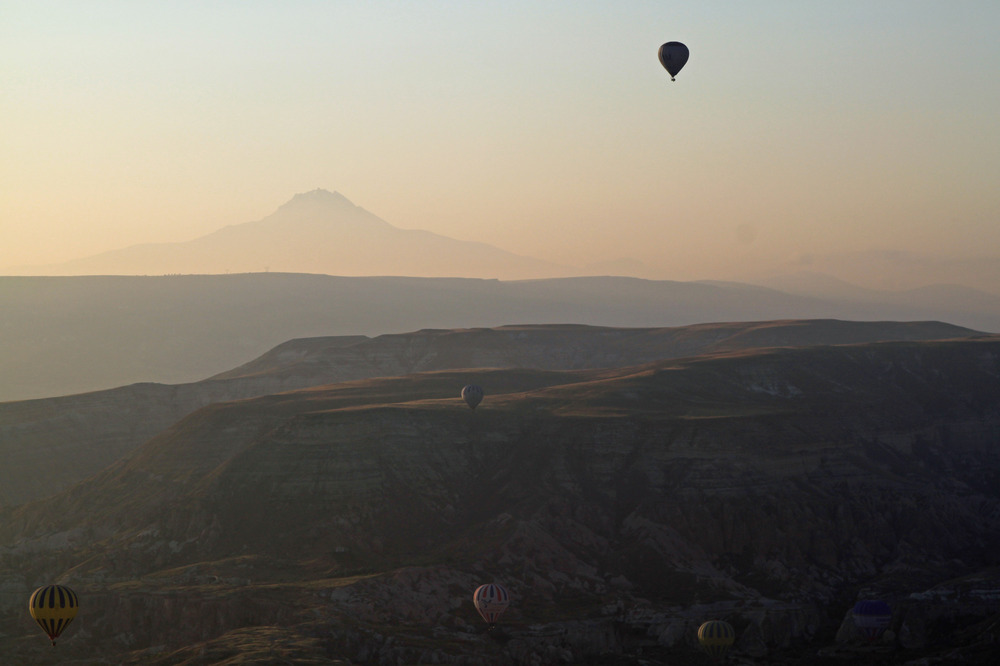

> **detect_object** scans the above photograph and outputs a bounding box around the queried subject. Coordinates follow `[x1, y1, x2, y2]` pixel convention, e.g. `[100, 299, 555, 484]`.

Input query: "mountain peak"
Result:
[278, 189, 355, 211]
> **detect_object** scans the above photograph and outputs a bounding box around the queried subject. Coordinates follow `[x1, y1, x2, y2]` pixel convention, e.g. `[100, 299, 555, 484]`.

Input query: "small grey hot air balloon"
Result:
[461, 384, 484, 410]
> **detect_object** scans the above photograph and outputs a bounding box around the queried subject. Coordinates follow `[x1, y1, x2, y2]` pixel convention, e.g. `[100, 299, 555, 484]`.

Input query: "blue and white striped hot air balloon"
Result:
[852, 600, 892, 642]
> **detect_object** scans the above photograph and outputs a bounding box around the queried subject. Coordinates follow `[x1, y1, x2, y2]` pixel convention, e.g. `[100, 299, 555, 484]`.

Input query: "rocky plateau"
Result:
[0, 323, 999, 663]
[0, 319, 978, 507]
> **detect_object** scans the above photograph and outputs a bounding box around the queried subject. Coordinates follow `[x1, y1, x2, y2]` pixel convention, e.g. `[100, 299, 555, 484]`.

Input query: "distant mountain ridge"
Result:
[10, 190, 1000, 295]
[2, 272, 1000, 403]
[12, 189, 570, 279]
[763, 250, 1000, 295]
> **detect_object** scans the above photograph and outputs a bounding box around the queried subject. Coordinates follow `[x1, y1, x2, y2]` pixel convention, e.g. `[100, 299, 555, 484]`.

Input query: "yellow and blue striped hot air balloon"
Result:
[697, 620, 735, 660]
[29, 584, 79, 646]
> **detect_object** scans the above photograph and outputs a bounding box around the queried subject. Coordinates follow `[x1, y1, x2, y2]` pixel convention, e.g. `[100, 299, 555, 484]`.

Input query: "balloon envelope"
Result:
[852, 600, 892, 642]
[658, 41, 689, 80]
[29, 585, 79, 645]
[461, 384, 484, 410]
[697, 620, 735, 660]
[473, 583, 510, 626]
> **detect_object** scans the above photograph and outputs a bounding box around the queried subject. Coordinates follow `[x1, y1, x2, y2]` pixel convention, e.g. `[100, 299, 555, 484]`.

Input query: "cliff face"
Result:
[2, 338, 1000, 663]
[0, 319, 981, 507]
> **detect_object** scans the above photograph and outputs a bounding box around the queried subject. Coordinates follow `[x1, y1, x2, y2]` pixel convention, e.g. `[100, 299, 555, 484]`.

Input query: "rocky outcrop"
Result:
[0, 320, 983, 507]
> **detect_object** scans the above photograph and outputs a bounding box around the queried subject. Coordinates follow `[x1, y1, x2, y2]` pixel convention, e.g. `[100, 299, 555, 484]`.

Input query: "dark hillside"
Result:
[1, 337, 999, 663]
[0, 319, 980, 507]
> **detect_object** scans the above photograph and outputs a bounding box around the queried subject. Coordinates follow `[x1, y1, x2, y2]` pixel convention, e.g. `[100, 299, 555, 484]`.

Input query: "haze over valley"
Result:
[8, 189, 1000, 295]
[3, 190, 1000, 402]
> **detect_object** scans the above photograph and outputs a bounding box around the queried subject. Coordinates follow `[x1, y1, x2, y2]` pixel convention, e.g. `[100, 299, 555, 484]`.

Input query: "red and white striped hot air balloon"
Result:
[473, 583, 510, 629]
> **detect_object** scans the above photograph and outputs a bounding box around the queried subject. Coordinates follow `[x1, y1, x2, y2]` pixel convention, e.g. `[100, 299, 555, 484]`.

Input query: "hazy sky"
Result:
[3, 1, 999, 280]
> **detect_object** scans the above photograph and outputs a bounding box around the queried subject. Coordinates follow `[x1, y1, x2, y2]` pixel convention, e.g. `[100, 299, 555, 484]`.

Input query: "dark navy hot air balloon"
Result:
[658, 41, 689, 81]
[461, 384, 484, 410]
[473, 583, 510, 630]
[852, 600, 892, 642]
[29, 585, 79, 646]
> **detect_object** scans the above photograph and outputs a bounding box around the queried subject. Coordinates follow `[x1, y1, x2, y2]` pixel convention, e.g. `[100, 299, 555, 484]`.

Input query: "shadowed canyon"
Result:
[2, 321, 999, 663]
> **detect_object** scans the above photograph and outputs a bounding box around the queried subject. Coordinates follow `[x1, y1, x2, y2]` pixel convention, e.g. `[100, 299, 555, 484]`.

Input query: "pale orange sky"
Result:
[2, 2, 998, 281]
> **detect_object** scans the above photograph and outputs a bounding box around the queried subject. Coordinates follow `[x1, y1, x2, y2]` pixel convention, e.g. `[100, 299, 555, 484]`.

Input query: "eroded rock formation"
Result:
[2, 334, 999, 663]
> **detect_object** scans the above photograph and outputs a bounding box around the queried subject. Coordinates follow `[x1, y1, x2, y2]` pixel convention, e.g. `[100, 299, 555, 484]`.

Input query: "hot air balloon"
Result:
[29, 584, 79, 646]
[852, 600, 892, 642]
[697, 620, 735, 660]
[658, 41, 689, 81]
[473, 583, 510, 630]
[461, 384, 484, 410]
